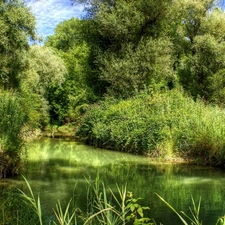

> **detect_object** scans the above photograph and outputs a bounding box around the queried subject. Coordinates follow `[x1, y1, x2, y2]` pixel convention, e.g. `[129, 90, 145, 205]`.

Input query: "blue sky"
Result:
[25, 0, 84, 40]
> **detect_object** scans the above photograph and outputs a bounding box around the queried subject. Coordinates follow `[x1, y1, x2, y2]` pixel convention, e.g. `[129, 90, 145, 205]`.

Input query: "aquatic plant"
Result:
[156, 193, 202, 225]
[52, 200, 77, 225]
[1, 177, 224, 225]
[76, 88, 225, 166]
[0, 176, 153, 225]
[18, 176, 43, 225]
[0, 92, 27, 177]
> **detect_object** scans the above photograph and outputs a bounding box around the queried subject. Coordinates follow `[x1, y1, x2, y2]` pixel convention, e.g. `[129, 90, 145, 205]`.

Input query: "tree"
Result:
[72, 0, 225, 102]
[0, 0, 36, 90]
[99, 37, 175, 98]
[170, 1, 225, 100]
[90, 0, 176, 97]
[20, 45, 67, 126]
[46, 18, 105, 123]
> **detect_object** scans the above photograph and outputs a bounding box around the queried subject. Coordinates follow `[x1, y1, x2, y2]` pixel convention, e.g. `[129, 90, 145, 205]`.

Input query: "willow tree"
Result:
[20, 45, 67, 127]
[71, 0, 225, 101]
[88, 0, 175, 97]
[166, 0, 225, 102]
[0, 0, 36, 90]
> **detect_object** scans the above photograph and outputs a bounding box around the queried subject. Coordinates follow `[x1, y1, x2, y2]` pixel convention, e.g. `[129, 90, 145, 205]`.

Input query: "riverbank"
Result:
[75, 89, 225, 167]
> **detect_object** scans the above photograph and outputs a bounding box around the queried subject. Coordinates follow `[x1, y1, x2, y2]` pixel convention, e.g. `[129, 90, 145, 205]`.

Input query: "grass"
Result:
[18, 175, 43, 225]
[155, 194, 202, 225]
[76, 88, 225, 166]
[0, 176, 154, 225]
[1, 176, 225, 225]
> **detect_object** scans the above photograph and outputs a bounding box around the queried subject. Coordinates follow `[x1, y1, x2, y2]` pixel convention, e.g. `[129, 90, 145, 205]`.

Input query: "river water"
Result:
[1, 137, 225, 225]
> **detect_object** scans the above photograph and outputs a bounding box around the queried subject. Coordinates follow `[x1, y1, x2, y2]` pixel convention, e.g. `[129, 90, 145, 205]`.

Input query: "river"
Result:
[1, 137, 225, 225]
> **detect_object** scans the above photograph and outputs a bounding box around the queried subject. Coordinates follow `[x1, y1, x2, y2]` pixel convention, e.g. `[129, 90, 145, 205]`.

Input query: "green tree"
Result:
[70, 0, 225, 102]
[0, 0, 36, 90]
[99, 37, 175, 98]
[165, 0, 225, 101]
[20, 45, 67, 127]
[47, 43, 94, 123]
[46, 18, 104, 123]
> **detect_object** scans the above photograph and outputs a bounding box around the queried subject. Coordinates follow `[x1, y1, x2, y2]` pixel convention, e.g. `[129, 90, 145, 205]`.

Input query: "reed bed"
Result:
[77, 89, 225, 166]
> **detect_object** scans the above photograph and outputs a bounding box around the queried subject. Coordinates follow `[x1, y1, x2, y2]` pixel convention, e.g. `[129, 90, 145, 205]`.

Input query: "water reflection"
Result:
[1, 137, 225, 225]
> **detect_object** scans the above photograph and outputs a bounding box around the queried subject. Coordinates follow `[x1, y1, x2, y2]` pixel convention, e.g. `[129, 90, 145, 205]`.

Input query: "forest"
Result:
[1, 0, 225, 177]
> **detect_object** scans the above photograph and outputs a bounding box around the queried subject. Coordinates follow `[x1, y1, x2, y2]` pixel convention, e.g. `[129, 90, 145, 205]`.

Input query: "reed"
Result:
[52, 200, 77, 225]
[18, 176, 43, 225]
[1, 176, 224, 225]
[76, 88, 225, 166]
[156, 194, 203, 225]
[10, 176, 153, 225]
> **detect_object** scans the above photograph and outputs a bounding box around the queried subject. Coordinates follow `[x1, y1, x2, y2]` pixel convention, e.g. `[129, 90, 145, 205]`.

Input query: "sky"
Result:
[25, 0, 84, 41]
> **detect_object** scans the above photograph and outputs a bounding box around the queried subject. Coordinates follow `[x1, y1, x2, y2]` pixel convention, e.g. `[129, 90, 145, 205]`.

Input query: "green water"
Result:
[1, 137, 225, 225]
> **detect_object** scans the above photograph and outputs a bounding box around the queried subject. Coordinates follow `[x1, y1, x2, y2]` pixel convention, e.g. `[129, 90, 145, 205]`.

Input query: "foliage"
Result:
[47, 43, 95, 123]
[125, 192, 152, 225]
[23, 45, 66, 94]
[1, 177, 225, 225]
[19, 45, 67, 127]
[44, 0, 225, 117]
[0, 187, 41, 225]
[0, 92, 26, 157]
[45, 18, 101, 123]
[156, 193, 225, 225]
[99, 37, 175, 98]
[83, 178, 153, 225]
[52, 200, 77, 225]
[2, 176, 153, 225]
[166, 0, 225, 101]
[46, 0, 225, 123]
[76, 89, 225, 166]
[0, 0, 36, 89]
[216, 216, 225, 225]
[0, 91, 27, 177]
[18, 176, 43, 225]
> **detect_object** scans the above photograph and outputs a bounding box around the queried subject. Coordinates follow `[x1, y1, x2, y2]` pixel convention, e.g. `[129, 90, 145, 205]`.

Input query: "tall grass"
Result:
[76, 89, 225, 166]
[0, 177, 153, 225]
[1, 177, 225, 225]
[18, 176, 43, 225]
[156, 193, 225, 225]
[156, 194, 202, 225]
[0, 91, 27, 177]
[83, 176, 152, 225]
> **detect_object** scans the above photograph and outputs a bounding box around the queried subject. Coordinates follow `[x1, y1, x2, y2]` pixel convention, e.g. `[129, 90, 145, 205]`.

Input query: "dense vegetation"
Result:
[76, 89, 225, 166]
[2, 0, 225, 177]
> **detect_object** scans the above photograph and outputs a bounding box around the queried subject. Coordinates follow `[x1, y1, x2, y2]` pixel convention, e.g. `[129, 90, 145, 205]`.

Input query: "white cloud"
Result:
[25, 0, 84, 40]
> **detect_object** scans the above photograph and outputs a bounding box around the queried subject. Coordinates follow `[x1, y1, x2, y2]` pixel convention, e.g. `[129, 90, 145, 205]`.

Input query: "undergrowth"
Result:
[76, 89, 225, 166]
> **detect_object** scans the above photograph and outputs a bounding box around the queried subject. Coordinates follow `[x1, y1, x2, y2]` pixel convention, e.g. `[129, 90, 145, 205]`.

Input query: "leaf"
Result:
[130, 204, 135, 212]
[137, 207, 143, 218]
